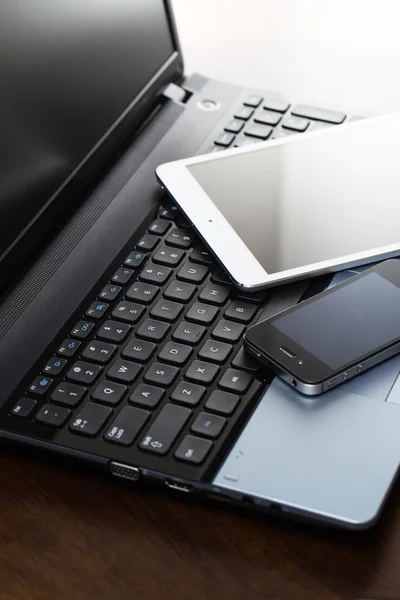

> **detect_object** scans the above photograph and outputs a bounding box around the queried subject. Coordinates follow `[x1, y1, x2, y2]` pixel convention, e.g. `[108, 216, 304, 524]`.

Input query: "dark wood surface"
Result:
[2, 449, 400, 600]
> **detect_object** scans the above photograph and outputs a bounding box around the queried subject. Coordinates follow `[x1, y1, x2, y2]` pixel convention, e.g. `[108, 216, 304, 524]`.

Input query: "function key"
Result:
[71, 320, 94, 339]
[185, 360, 219, 385]
[51, 382, 86, 407]
[234, 106, 254, 121]
[225, 301, 257, 324]
[111, 267, 134, 285]
[254, 110, 282, 126]
[67, 361, 102, 385]
[126, 282, 159, 304]
[244, 123, 272, 140]
[212, 319, 244, 343]
[189, 245, 213, 266]
[129, 384, 164, 409]
[172, 321, 206, 345]
[205, 390, 240, 416]
[136, 234, 159, 252]
[98, 284, 122, 302]
[57, 338, 81, 357]
[86, 302, 109, 320]
[136, 318, 170, 342]
[28, 376, 53, 396]
[139, 403, 191, 455]
[231, 347, 259, 372]
[158, 341, 192, 366]
[171, 381, 205, 406]
[190, 411, 226, 439]
[70, 403, 112, 437]
[148, 219, 171, 236]
[199, 284, 230, 306]
[97, 320, 130, 343]
[104, 406, 150, 446]
[166, 228, 194, 249]
[214, 132, 235, 147]
[107, 359, 141, 384]
[112, 301, 145, 323]
[92, 380, 127, 406]
[124, 251, 146, 268]
[243, 94, 263, 108]
[153, 246, 185, 267]
[144, 362, 179, 387]
[42, 357, 67, 376]
[122, 338, 156, 363]
[163, 280, 196, 303]
[177, 262, 208, 284]
[281, 115, 309, 132]
[159, 205, 179, 220]
[219, 368, 253, 394]
[263, 99, 290, 113]
[82, 340, 116, 364]
[291, 104, 346, 124]
[186, 302, 218, 325]
[11, 397, 37, 418]
[36, 404, 70, 427]
[224, 119, 244, 134]
[151, 299, 183, 323]
[199, 339, 232, 364]
[174, 435, 212, 464]
[139, 264, 172, 285]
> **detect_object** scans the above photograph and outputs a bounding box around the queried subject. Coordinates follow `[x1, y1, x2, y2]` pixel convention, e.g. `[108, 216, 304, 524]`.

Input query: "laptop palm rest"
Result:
[213, 357, 400, 528]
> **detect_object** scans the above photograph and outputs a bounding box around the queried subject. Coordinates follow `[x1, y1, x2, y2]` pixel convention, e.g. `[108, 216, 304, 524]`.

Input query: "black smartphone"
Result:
[244, 259, 400, 395]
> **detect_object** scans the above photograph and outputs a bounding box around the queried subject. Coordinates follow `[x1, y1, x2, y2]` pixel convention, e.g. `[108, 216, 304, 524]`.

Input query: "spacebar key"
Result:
[139, 404, 192, 455]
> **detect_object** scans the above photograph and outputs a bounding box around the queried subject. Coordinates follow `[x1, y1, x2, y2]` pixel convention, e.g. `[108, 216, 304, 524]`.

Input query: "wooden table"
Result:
[2, 447, 400, 600]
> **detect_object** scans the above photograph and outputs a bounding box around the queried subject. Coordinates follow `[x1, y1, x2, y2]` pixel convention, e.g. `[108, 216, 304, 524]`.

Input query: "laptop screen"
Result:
[0, 1, 177, 282]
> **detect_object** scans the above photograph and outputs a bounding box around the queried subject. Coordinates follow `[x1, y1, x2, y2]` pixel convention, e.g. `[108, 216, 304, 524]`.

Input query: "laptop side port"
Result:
[110, 462, 140, 481]
[165, 481, 192, 493]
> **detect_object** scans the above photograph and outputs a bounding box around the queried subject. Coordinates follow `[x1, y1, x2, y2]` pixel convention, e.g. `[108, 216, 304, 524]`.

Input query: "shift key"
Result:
[139, 404, 191, 455]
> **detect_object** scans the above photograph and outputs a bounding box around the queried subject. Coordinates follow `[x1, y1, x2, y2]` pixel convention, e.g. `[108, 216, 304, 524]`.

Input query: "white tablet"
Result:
[156, 113, 400, 290]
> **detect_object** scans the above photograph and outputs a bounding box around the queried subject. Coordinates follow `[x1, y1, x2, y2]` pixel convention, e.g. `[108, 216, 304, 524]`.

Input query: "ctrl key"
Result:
[174, 435, 212, 464]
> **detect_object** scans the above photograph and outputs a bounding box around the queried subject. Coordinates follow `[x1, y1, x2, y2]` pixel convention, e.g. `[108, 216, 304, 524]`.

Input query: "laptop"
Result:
[2, 0, 400, 530]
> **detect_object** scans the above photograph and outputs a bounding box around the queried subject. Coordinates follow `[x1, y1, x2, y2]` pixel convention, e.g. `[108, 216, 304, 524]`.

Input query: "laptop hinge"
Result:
[161, 82, 192, 105]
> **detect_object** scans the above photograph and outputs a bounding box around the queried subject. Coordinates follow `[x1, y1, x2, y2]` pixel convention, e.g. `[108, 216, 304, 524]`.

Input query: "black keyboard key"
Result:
[177, 262, 208, 284]
[112, 301, 145, 323]
[232, 347, 259, 372]
[11, 397, 37, 418]
[36, 404, 70, 427]
[234, 106, 254, 120]
[237, 289, 268, 304]
[139, 404, 191, 455]
[57, 338, 81, 357]
[244, 94, 263, 107]
[126, 282, 159, 304]
[166, 228, 194, 249]
[263, 99, 290, 113]
[92, 380, 127, 406]
[153, 246, 185, 267]
[71, 320, 94, 339]
[164, 280, 196, 303]
[136, 318, 170, 342]
[28, 376, 53, 395]
[224, 119, 244, 134]
[171, 381, 205, 407]
[111, 267, 134, 285]
[191, 412, 226, 439]
[124, 251, 146, 268]
[219, 369, 253, 394]
[199, 284, 230, 306]
[151, 299, 183, 323]
[159, 205, 179, 220]
[144, 362, 179, 387]
[212, 319, 244, 343]
[86, 301, 109, 320]
[107, 359, 141, 384]
[225, 301, 257, 324]
[122, 338, 156, 363]
[130, 384, 164, 409]
[199, 339, 232, 364]
[139, 263, 172, 285]
[136, 234, 159, 251]
[214, 132, 235, 147]
[82, 340, 116, 364]
[67, 361, 101, 385]
[174, 435, 212, 464]
[244, 123, 272, 140]
[42, 357, 67, 376]
[172, 321, 206, 345]
[291, 104, 346, 124]
[185, 360, 219, 385]
[70, 403, 112, 437]
[99, 283, 122, 302]
[189, 245, 213, 266]
[97, 320, 130, 343]
[148, 218, 171, 236]
[104, 406, 150, 446]
[254, 109, 281, 126]
[211, 270, 232, 286]
[158, 342, 192, 366]
[281, 115, 309, 132]
[205, 390, 240, 415]
[186, 302, 218, 325]
[51, 382, 86, 407]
